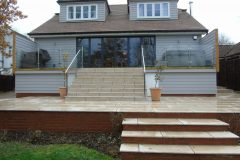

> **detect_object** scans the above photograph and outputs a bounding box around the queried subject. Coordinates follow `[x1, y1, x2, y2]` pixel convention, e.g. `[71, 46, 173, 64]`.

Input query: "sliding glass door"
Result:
[76, 36, 155, 68]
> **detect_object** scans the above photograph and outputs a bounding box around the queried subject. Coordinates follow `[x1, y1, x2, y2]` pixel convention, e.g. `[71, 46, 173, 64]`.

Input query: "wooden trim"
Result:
[16, 93, 60, 98]
[215, 29, 220, 72]
[16, 68, 65, 71]
[12, 32, 17, 74]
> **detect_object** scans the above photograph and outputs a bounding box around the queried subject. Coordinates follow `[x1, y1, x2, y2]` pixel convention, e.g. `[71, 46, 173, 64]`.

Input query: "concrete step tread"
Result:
[70, 84, 144, 86]
[68, 92, 144, 94]
[120, 144, 240, 155]
[66, 96, 145, 98]
[123, 118, 229, 126]
[69, 88, 145, 90]
[121, 131, 239, 138]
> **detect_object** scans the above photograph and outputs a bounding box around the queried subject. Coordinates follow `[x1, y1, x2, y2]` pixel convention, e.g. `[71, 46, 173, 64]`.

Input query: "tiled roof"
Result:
[225, 42, 240, 57]
[57, 0, 107, 2]
[219, 45, 233, 58]
[29, 5, 208, 36]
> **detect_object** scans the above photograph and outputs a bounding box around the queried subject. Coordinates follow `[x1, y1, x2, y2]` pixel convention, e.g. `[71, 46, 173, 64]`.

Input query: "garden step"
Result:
[68, 88, 144, 93]
[72, 81, 144, 85]
[77, 68, 143, 73]
[75, 76, 144, 82]
[120, 144, 240, 160]
[67, 92, 144, 97]
[123, 118, 229, 131]
[75, 75, 143, 79]
[67, 68, 145, 101]
[69, 84, 144, 89]
[121, 131, 239, 145]
[65, 96, 146, 101]
[77, 72, 143, 76]
[122, 113, 219, 119]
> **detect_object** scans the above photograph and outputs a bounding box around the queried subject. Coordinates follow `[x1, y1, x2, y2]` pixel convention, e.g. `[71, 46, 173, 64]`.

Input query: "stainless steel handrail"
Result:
[141, 45, 146, 96]
[64, 46, 83, 88]
[141, 45, 146, 73]
[65, 46, 83, 74]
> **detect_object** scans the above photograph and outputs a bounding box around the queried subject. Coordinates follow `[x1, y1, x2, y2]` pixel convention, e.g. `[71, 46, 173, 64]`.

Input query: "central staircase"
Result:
[120, 113, 240, 160]
[65, 68, 146, 101]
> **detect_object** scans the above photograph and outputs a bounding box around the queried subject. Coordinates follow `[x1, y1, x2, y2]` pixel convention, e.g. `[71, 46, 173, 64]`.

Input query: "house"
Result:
[15, 0, 219, 99]
[0, 31, 36, 91]
[0, 33, 13, 75]
[217, 43, 240, 91]
[0, 31, 36, 75]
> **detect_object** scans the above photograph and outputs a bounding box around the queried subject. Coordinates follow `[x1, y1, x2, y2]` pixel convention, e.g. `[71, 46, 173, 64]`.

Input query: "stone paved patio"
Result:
[0, 92, 239, 113]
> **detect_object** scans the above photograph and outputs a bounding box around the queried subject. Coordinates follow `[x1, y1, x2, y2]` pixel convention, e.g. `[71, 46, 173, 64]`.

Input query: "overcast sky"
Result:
[12, 0, 240, 43]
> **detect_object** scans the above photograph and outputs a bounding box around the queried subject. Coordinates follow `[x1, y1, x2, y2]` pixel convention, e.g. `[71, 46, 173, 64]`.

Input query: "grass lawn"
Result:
[0, 142, 114, 160]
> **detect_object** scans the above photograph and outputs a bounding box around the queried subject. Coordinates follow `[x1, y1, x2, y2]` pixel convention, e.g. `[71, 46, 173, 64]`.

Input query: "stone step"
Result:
[123, 118, 229, 131]
[69, 84, 144, 89]
[65, 96, 146, 101]
[122, 113, 219, 119]
[75, 75, 143, 79]
[217, 88, 234, 93]
[121, 131, 239, 145]
[68, 92, 144, 97]
[72, 81, 144, 85]
[120, 144, 240, 160]
[68, 88, 144, 93]
[77, 72, 143, 76]
[72, 78, 144, 83]
[77, 68, 143, 73]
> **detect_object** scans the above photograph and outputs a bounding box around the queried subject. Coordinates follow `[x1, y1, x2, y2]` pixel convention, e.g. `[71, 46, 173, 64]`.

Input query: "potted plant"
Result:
[59, 52, 69, 99]
[150, 62, 164, 101]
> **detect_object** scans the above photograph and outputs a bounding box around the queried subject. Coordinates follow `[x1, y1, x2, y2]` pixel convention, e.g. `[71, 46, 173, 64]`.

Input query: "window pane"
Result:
[91, 38, 102, 67]
[139, 4, 144, 17]
[155, 4, 161, 16]
[129, 38, 141, 67]
[68, 6, 74, 19]
[147, 4, 152, 17]
[163, 3, 169, 16]
[103, 38, 128, 67]
[141, 37, 155, 67]
[83, 6, 89, 18]
[76, 6, 81, 19]
[91, 5, 96, 18]
[77, 38, 90, 67]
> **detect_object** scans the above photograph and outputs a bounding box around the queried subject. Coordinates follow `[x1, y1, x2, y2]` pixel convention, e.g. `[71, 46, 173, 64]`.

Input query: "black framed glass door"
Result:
[76, 36, 156, 68]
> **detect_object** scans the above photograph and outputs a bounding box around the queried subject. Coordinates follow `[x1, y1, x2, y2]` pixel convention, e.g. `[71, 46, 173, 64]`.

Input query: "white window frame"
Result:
[66, 4, 98, 21]
[137, 2, 170, 19]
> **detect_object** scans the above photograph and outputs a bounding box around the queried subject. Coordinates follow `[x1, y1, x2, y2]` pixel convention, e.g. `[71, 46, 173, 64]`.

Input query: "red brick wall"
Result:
[0, 111, 116, 133]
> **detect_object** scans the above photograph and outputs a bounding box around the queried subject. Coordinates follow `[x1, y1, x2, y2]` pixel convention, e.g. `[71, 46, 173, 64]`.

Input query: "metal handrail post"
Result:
[81, 46, 83, 68]
[141, 45, 146, 96]
[37, 48, 40, 69]
[64, 48, 82, 91]
[65, 48, 82, 74]
[141, 45, 146, 73]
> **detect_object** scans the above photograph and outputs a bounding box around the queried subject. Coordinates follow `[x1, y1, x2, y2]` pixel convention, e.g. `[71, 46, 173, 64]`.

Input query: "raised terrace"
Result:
[1, 92, 240, 159]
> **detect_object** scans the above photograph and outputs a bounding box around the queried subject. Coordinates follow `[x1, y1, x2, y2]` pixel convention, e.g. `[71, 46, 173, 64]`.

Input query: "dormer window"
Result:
[67, 4, 97, 20]
[137, 2, 170, 18]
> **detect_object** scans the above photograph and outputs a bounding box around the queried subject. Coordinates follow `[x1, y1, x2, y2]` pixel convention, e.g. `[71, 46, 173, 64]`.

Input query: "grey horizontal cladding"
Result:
[16, 34, 37, 68]
[129, 0, 178, 20]
[200, 30, 217, 65]
[15, 71, 64, 93]
[60, 1, 107, 22]
[145, 72, 217, 95]
[35, 37, 76, 68]
[170, 1, 178, 19]
[156, 35, 201, 60]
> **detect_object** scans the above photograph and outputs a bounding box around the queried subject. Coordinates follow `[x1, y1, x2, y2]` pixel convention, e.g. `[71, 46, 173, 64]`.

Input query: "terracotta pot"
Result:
[150, 88, 161, 101]
[59, 87, 67, 99]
